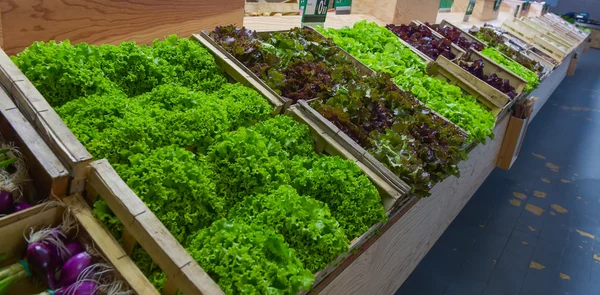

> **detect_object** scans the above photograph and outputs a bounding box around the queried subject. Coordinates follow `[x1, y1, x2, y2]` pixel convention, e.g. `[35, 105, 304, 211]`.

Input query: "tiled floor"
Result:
[396, 49, 600, 295]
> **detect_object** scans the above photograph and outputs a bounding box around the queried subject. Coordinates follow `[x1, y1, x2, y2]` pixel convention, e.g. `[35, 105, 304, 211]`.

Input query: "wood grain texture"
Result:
[0, 48, 92, 194]
[64, 195, 159, 295]
[0, 0, 244, 55]
[392, 0, 439, 24]
[0, 86, 69, 200]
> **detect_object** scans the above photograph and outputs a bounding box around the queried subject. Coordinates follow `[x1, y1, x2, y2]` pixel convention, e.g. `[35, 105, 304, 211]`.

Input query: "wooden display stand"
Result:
[0, 14, 589, 295]
[0, 86, 69, 200]
[496, 116, 528, 170]
[473, 0, 501, 21]
[567, 54, 578, 76]
[350, 0, 440, 24]
[0, 0, 245, 55]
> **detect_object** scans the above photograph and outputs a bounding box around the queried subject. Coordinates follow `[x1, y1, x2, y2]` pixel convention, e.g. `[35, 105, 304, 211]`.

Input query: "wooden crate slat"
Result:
[467, 48, 529, 94]
[192, 33, 288, 114]
[288, 105, 406, 208]
[0, 195, 157, 294]
[63, 195, 159, 295]
[0, 87, 69, 199]
[427, 55, 505, 114]
[87, 159, 224, 295]
[0, 49, 93, 194]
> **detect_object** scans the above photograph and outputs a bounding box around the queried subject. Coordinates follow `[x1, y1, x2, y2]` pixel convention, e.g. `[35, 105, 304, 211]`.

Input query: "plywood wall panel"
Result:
[0, 0, 244, 55]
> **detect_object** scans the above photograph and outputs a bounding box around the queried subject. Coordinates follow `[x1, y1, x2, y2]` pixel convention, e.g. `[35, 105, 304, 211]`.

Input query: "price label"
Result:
[302, 0, 330, 26]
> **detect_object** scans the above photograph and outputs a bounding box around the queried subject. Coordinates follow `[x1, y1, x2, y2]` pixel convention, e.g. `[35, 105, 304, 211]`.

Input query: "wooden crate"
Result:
[502, 18, 540, 43]
[398, 21, 466, 63]
[427, 55, 503, 116]
[0, 194, 158, 295]
[86, 158, 417, 295]
[467, 48, 529, 94]
[0, 86, 69, 202]
[193, 30, 417, 203]
[195, 28, 475, 202]
[0, 49, 93, 194]
[86, 160, 223, 295]
[525, 49, 557, 71]
[193, 33, 289, 115]
[532, 35, 569, 62]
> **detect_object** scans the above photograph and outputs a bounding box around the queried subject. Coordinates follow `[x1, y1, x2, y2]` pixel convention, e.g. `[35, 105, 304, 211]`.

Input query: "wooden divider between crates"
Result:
[411, 20, 466, 61]
[86, 159, 225, 295]
[427, 56, 503, 116]
[0, 85, 69, 200]
[0, 49, 93, 194]
[288, 104, 407, 210]
[438, 19, 486, 46]
[192, 33, 289, 115]
[0, 194, 157, 294]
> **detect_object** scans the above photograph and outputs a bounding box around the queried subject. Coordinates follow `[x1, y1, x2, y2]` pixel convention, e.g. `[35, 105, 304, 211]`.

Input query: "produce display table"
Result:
[0, 9, 589, 295]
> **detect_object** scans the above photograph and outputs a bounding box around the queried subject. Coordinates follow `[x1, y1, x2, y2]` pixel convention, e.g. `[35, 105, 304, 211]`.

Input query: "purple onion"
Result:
[55, 281, 98, 295]
[57, 252, 93, 288]
[0, 190, 13, 214]
[26, 242, 57, 290]
[12, 201, 31, 212]
[63, 241, 85, 261]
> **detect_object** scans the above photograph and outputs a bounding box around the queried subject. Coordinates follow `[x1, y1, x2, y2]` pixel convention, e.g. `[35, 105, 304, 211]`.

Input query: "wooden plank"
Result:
[0, 48, 92, 194]
[0, 87, 69, 200]
[192, 33, 287, 114]
[0, 0, 245, 55]
[427, 55, 506, 114]
[0, 202, 62, 265]
[245, 2, 299, 14]
[63, 195, 159, 295]
[288, 105, 406, 208]
[87, 159, 224, 295]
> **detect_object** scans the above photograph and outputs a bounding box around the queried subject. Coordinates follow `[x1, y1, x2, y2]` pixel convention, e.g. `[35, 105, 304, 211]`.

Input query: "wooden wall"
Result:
[0, 0, 244, 55]
[351, 0, 439, 24]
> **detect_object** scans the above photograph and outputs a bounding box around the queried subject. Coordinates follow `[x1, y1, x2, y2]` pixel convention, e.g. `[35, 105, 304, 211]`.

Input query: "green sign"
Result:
[542, 3, 549, 15]
[514, 4, 520, 17]
[522, 0, 530, 11]
[493, 0, 502, 12]
[299, 0, 307, 10]
[334, 0, 351, 14]
[302, 0, 330, 26]
[465, 0, 476, 16]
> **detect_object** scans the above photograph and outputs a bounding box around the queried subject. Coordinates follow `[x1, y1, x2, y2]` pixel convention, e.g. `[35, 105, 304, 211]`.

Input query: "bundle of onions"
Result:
[0, 142, 32, 216]
[0, 210, 132, 295]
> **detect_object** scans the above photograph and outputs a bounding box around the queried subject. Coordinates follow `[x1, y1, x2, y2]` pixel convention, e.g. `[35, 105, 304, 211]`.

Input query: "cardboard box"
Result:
[497, 115, 529, 170]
